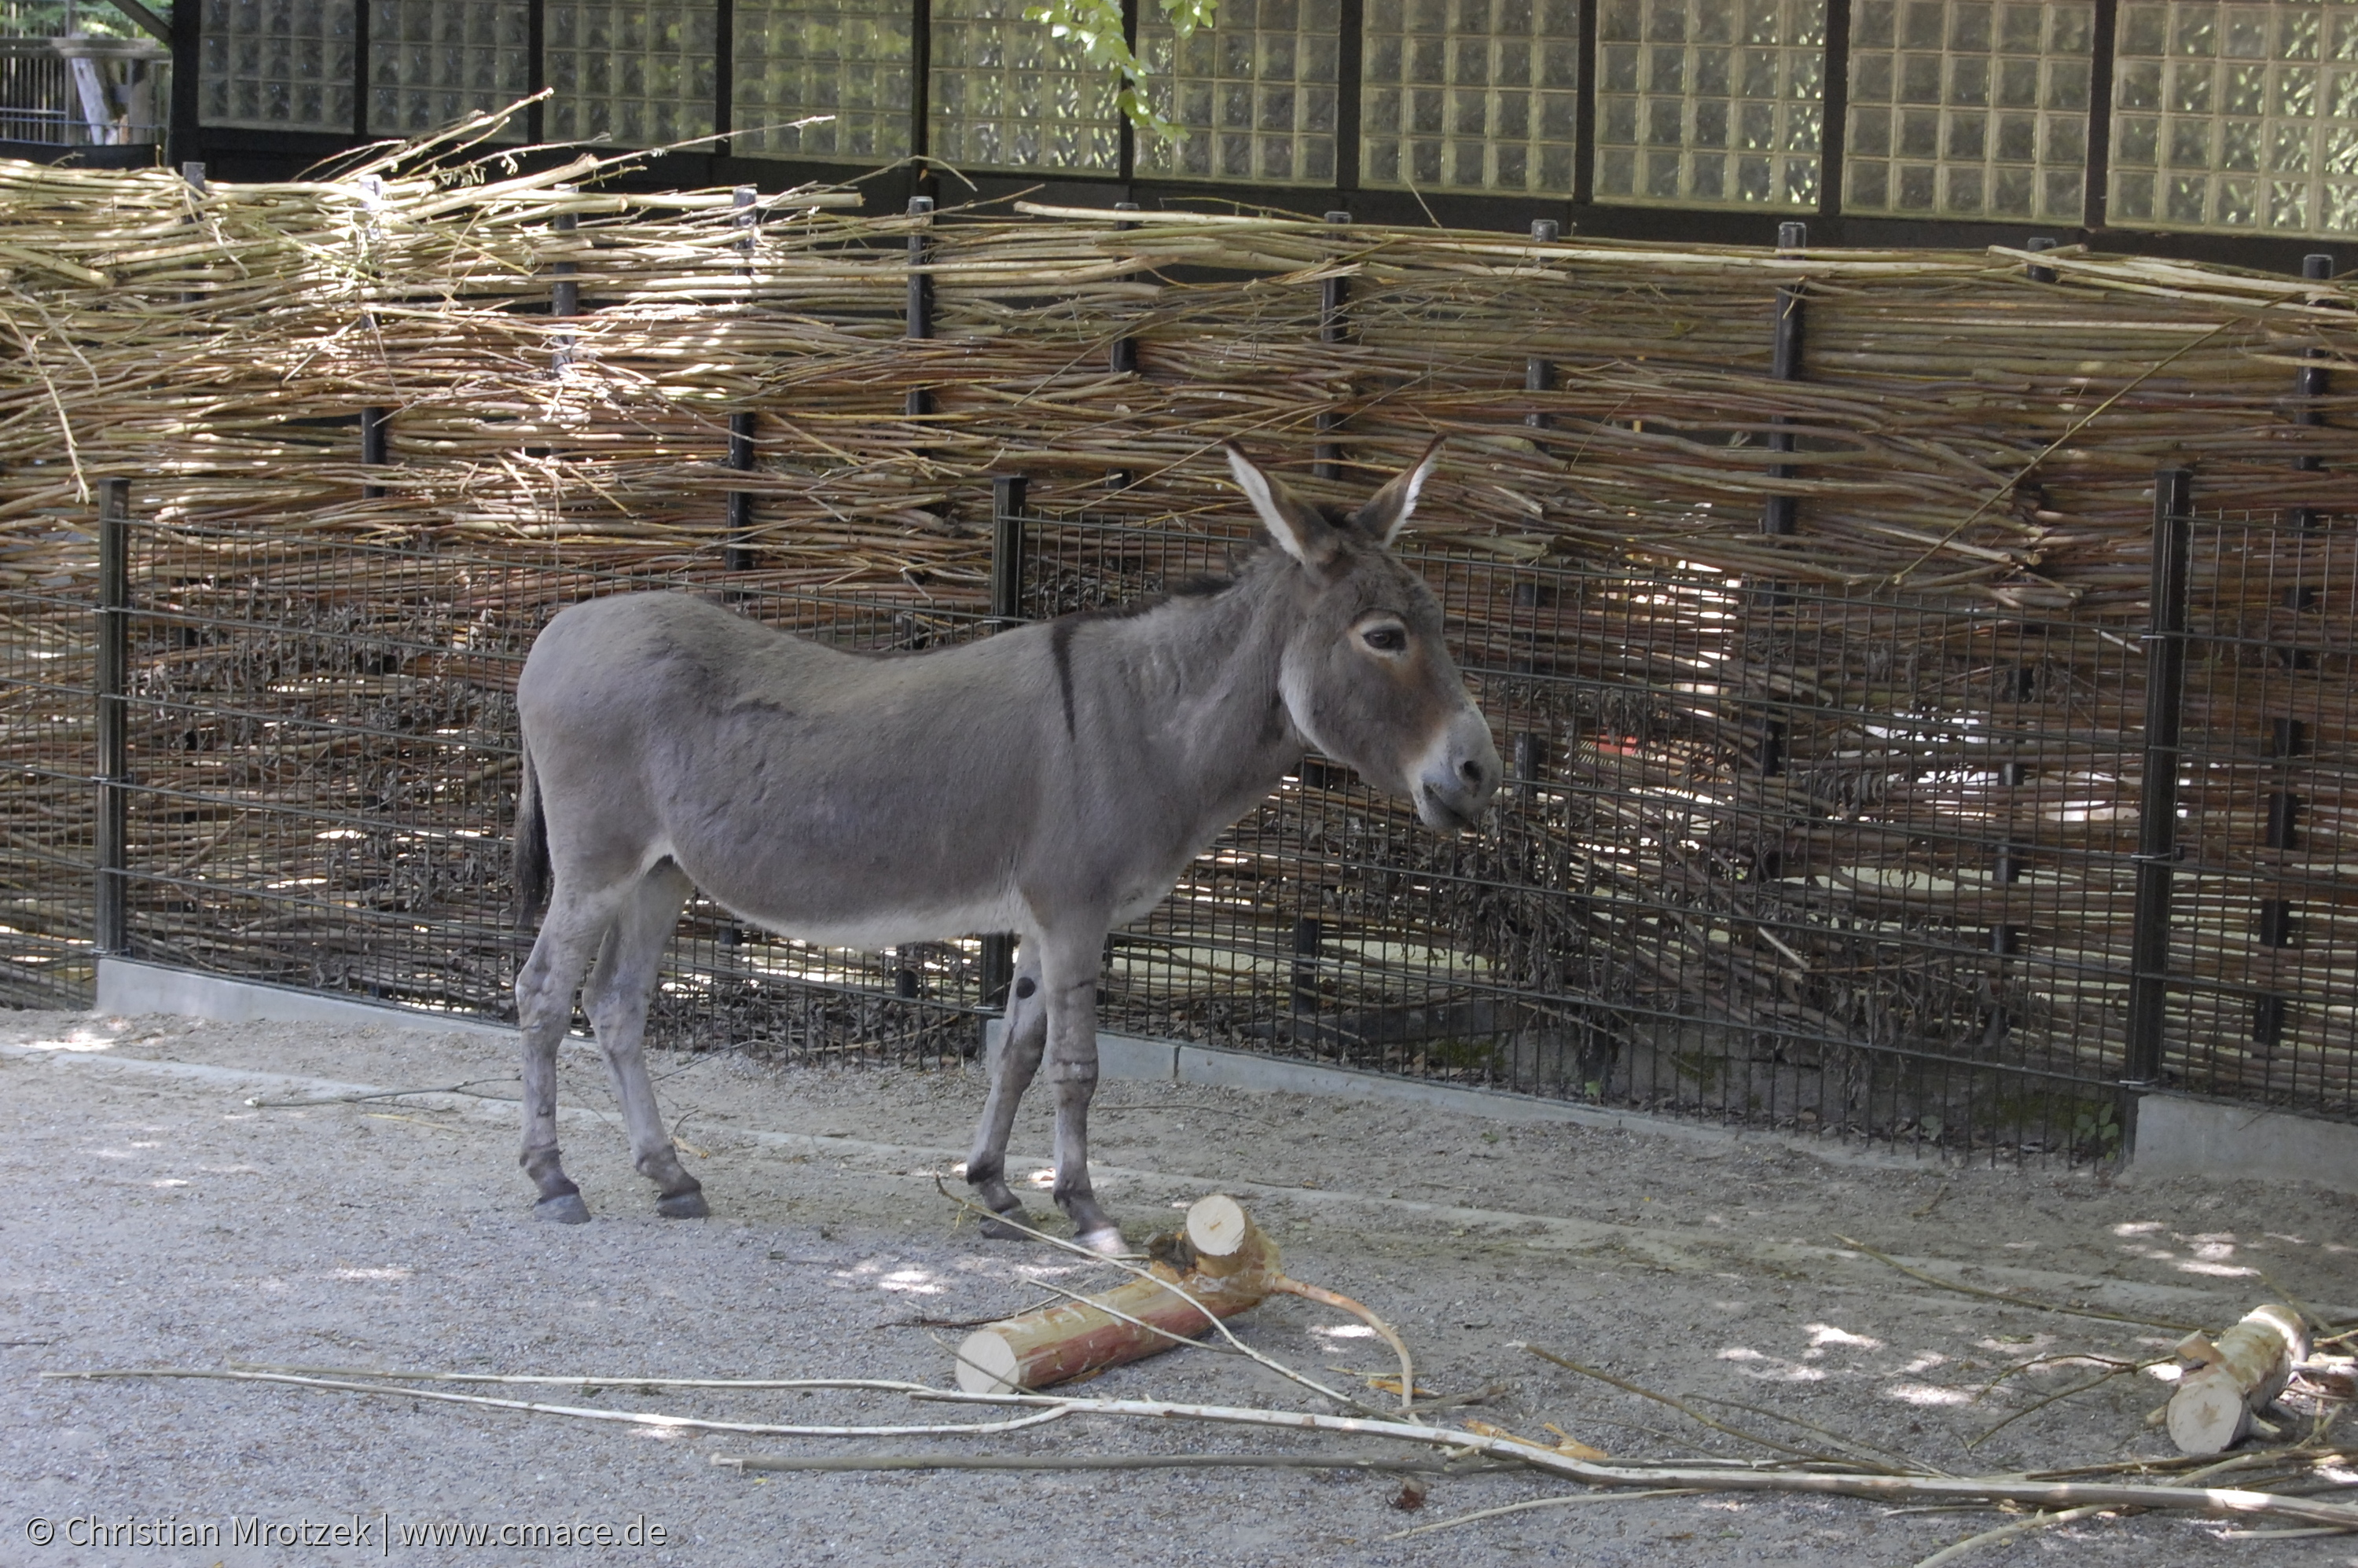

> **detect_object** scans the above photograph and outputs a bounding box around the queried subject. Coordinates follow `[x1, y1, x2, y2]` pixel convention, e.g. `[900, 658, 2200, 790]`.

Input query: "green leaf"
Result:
[1022, 0, 1221, 139]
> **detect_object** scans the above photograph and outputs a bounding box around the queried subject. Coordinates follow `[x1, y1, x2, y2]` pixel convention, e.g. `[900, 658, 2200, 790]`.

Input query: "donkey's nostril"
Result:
[1460, 758, 1486, 785]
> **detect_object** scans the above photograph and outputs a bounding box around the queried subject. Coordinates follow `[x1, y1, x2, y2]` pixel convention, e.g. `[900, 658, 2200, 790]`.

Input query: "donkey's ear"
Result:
[1353, 435, 1446, 546]
[1225, 444, 1339, 567]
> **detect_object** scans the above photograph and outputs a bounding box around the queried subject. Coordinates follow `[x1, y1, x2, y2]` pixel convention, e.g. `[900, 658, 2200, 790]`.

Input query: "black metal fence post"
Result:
[1762, 220, 1805, 537]
[1290, 915, 1324, 1019]
[1110, 201, 1140, 376]
[1315, 210, 1350, 481]
[351, 174, 389, 498]
[94, 478, 130, 957]
[359, 405, 390, 498]
[550, 196, 578, 369]
[1301, 200, 1349, 1012]
[1745, 220, 1807, 835]
[1985, 659, 2033, 1048]
[1525, 218, 1557, 431]
[2025, 234, 2059, 285]
[2293, 252, 2334, 529]
[178, 162, 204, 308]
[725, 185, 760, 572]
[977, 472, 1029, 1016]
[905, 194, 934, 422]
[990, 472, 1027, 627]
[359, 174, 391, 501]
[2253, 253, 2336, 1048]
[2122, 466, 2194, 1147]
[1106, 202, 1142, 490]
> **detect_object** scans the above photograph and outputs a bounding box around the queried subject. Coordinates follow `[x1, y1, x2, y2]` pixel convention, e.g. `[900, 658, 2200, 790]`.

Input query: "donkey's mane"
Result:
[1046, 531, 1280, 630]
[1046, 498, 1377, 635]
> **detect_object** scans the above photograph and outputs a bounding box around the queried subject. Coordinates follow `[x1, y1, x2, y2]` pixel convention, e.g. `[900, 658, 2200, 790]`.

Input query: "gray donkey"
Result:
[510, 441, 1500, 1251]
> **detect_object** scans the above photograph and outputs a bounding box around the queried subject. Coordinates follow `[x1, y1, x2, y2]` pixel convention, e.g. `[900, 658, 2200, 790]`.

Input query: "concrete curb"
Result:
[98, 957, 516, 1041]
[94, 957, 2358, 1194]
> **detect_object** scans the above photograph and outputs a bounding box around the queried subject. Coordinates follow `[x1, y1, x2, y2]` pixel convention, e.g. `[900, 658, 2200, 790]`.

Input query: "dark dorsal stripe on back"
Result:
[1049, 615, 1081, 738]
[1041, 542, 1268, 738]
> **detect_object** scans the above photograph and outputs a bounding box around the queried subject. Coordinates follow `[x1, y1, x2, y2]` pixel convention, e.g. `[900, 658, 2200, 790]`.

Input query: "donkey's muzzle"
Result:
[1414, 720, 1501, 832]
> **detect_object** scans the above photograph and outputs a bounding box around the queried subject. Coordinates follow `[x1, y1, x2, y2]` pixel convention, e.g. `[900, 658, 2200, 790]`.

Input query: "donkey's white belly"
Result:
[714, 890, 1034, 952]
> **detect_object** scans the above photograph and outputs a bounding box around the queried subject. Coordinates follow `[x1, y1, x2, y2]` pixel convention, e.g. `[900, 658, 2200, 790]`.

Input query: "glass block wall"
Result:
[544, 1, 717, 147]
[733, 0, 913, 160]
[1846, 1, 2092, 221]
[928, 0, 1119, 173]
[200, 0, 357, 131]
[1361, 0, 1581, 193]
[1594, 0, 1828, 207]
[1137, 0, 1341, 184]
[366, 1, 528, 141]
[2112, 1, 2358, 236]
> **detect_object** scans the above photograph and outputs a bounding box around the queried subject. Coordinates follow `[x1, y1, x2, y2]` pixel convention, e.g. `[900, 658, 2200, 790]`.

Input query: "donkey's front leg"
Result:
[966, 946, 1045, 1238]
[1039, 929, 1121, 1254]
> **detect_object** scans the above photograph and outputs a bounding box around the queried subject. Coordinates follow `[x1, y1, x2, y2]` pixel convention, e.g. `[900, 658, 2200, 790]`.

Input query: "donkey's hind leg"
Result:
[582, 860, 705, 1218]
[515, 879, 633, 1223]
[965, 945, 1045, 1238]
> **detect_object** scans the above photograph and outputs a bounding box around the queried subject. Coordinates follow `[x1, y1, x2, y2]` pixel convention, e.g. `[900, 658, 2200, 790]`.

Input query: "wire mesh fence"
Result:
[0, 534, 97, 1008]
[2165, 512, 2358, 1121]
[3, 489, 2352, 1158]
[110, 518, 998, 1067]
[1021, 508, 2154, 1160]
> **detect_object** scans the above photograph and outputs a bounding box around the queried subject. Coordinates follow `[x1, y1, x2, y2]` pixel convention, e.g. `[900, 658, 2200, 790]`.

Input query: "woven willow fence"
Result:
[0, 127, 2351, 1146]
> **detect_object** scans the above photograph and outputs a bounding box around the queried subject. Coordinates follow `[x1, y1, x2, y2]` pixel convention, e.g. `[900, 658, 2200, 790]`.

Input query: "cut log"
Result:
[2166, 1303, 2309, 1456]
[955, 1195, 1278, 1395]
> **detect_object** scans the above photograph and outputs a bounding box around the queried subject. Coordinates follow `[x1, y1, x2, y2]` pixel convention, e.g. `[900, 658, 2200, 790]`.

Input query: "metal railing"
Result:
[0, 15, 168, 148]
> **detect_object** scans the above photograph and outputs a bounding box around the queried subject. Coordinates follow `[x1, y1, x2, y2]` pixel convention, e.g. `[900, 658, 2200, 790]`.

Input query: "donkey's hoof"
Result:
[978, 1209, 1034, 1241]
[534, 1192, 592, 1225]
[656, 1187, 710, 1220]
[1074, 1225, 1126, 1257]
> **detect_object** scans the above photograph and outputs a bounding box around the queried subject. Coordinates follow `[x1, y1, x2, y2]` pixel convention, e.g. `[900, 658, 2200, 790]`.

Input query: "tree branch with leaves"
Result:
[1023, 0, 1220, 138]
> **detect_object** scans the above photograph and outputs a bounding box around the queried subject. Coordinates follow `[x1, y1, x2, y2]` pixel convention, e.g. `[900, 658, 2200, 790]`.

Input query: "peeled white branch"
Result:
[922, 1390, 2358, 1531]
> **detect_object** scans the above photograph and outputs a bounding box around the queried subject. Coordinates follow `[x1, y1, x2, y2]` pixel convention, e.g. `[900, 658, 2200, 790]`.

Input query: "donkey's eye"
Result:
[1362, 626, 1408, 653]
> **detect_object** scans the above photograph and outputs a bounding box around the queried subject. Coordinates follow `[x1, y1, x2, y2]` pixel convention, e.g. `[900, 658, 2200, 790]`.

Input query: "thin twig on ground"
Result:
[1908, 1504, 2118, 1568]
[46, 1368, 1073, 1439]
[883, 1305, 1063, 1331]
[1968, 1360, 2166, 1450]
[1691, 1391, 1944, 1477]
[1403, 1384, 1507, 1416]
[2026, 1445, 2351, 1482]
[1381, 1488, 1704, 1541]
[1515, 1341, 1893, 1471]
[225, 1364, 934, 1392]
[1834, 1236, 2205, 1332]
[243, 1078, 516, 1108]
[1975, 1351, 2144, 1401]
[718, 1452, 1481, 1474]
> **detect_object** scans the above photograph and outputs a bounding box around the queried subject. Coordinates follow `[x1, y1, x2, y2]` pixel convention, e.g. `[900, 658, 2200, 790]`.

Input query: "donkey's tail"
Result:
[514, 738, 551, 927]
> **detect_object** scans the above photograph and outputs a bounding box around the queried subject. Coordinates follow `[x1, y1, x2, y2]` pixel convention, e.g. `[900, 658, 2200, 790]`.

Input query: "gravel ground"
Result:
[3, 1007, 2354, 1567]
